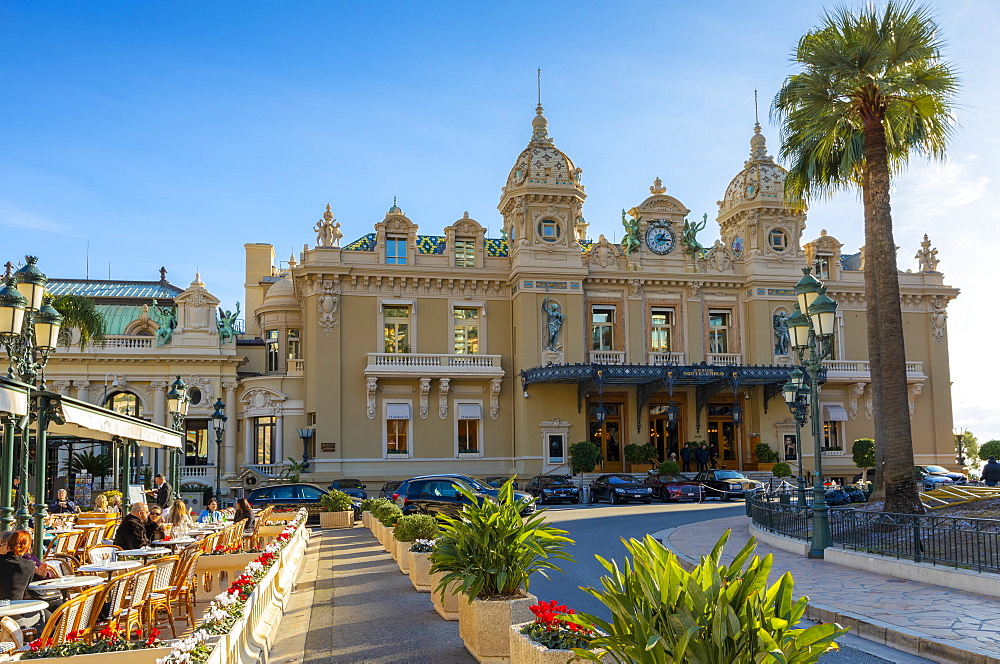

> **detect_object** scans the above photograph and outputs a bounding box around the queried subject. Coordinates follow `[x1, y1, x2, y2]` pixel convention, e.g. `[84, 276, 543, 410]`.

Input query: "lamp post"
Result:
[953, 427, 968, 468]
[782, 368, 810, 505]
[165, 376, 189, 500]
[296, 428, 313, 472]
[211, 398, 227, 506]
[788, 267, 838, 558]
[0, 257, 63, 555]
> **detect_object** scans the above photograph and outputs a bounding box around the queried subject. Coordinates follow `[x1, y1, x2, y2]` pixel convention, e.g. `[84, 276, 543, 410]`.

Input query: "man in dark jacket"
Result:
[679, 444, 691, 472]
[146, 474, 175, 512]
[696, 443, 710, 472]
[113, 503, 151, 550]
[982, 458, 1000, 487]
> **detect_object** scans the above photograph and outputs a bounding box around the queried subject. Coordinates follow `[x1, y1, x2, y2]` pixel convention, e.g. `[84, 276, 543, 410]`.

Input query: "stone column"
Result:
[222, 381, 238, 476]
[72, 380, 90, 404]
[274, 412, 284, 465]
[51, 380, 71, 397]
[245, 415, 254, 466]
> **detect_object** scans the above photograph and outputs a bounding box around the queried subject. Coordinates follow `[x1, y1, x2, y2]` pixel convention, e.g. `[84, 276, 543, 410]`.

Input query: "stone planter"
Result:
[25, 647, 175, 663]
[396, 539, 411, 573]
[409, 550, 432, 591]
[361, 510, 371, 529]
[430, 570, 462, 620]
[319, 510, 354, 528]
[386, 527, 397, 556]
[509, 623, 610, 664]
[459, 593, 537, 663]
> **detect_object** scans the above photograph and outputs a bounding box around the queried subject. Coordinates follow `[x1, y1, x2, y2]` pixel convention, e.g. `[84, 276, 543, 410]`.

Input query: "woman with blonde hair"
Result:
[93, 493, 108, 512]
[167, 500, 193, 534]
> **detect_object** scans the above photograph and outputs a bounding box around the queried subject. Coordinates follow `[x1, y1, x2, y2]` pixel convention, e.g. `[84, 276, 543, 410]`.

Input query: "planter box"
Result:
[509, 623, 611, 664]
[362, 511, 371, 529]
[409, 550, 432, 591]
[430, 571, 462, 620]
[385, 527, 396, 556]
[396, 539, 411, 573]
[319, 510, 354, 528]
[25, 647, 175, 663]
[460, 593, 537, 663]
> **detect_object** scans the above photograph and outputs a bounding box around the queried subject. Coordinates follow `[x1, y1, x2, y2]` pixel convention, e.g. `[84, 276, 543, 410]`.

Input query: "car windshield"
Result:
[608, 475, 640, 484]
[338, 479, 363, 488]
[715, 471, 745, 480]
[924, 466, 950, 474]
[660, 474, 689, 483]
[539, 476, 572, 486]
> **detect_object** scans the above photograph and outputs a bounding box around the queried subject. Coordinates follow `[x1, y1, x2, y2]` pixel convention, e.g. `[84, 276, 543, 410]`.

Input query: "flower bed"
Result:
[21, 622, 172, 661]
[157, 508, 310, 664]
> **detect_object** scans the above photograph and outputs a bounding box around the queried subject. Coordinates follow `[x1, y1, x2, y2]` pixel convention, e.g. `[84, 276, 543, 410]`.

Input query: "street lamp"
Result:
[954, 427, 968, 467]
[791, 267, 838, 558]
[0, 257, 64, 552]
[297, 428, 314, 472]
[211, 398, 227, 505]
[782, 367, 809, 504]
[166, 376, 189, 499]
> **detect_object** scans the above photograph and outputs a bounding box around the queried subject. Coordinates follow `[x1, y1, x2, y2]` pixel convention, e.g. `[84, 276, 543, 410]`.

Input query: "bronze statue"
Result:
[682, 214, 708, 260]
[621, 210, 641, 256]
[217, 302, 241, 343]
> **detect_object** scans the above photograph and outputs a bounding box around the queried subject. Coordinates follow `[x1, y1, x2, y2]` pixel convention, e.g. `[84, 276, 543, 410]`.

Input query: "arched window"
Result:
[105, 392, 142, 417]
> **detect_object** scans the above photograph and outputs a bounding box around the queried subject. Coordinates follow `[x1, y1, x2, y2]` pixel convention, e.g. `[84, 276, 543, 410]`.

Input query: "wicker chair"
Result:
[45, 531, 83, 560]
[121, 564, 156, 638]
[145, 555, 182, 637]
[0, 616, 24, 655]
[27, 587, 101, 648]
[85, 544, 122, 566]
[94, 570, 133, 626]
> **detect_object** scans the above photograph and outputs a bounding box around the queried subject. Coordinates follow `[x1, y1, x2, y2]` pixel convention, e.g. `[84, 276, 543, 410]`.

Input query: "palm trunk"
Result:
[866, 237, 888, 502]
[862, 114, 923, 514]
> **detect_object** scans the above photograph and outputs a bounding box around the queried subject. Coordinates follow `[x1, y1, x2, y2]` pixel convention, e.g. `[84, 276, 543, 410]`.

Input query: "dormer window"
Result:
[768, 229, 788, 252]
[386, 237, 407, 264]
[454, 240, 476, 267]
[815, 255, 832, 280]
[538, 220, 560, 242]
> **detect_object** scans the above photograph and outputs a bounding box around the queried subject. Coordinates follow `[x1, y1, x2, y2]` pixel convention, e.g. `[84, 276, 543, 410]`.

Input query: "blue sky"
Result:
[2, 1, 997, 442]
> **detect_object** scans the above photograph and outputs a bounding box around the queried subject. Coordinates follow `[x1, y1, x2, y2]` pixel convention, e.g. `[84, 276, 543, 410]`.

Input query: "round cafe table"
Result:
[29, 575, 104, 600]
[77, 561, 141, 580]
[116, 547, 171, 560]
[152, 538, 196, 548]
[0, 600, 48, 618]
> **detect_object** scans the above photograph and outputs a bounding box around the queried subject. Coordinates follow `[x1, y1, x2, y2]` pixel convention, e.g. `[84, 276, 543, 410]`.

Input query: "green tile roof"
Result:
[47, 279, 183, 299]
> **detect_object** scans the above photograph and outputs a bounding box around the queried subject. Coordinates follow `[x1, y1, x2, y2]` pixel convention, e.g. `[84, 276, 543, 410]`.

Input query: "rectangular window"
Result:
[454, 240, 476, 268]
[548, 434, 565, 463]
[265, 330, 280, 372]
[650, 308, 674, 352]
[824, 421, 841, 449]
[815, 255, 832, 280]
[253, 416, 276, 465]
[453, 307, 480, 354]
[591, 306, 616, 351]
[383, 306, 411, 353]
[386, 237, 407, 265]
[184, 420, 209, 466]
[457, 403, 482, 455]
[708, 311, 730, 354]
[287, 329, 301, 361]
[386, 403, 410, 455]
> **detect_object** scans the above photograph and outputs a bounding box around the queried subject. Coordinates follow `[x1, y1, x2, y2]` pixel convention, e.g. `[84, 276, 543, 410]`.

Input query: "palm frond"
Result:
[50, 293, 106, 349]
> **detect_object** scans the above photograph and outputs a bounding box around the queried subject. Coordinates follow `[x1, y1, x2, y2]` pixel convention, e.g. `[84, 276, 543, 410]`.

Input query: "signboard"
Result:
[321, 442, 336, 452]
[128, 485, 145, 507]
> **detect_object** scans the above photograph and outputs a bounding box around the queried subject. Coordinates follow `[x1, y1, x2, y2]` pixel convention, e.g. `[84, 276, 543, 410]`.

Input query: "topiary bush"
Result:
[570, 441, 602, 475]
[319, 489, 354, 512]
[754, 442, 779, 463]
[359, 497, 380, 513]
[369, 498, 396, 522]
[379, 504, 403, 527]
[979, 440, 1000, 461]
[658, 460, 681, 475]
[772, 462, 792, 478]
[393, 514, 439, 542]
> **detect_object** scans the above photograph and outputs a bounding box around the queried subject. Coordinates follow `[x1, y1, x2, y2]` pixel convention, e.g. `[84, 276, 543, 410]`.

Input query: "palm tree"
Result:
[773, 2, 958, 514]
[51, 292, 105, 348]
[65, 450, 112, 489]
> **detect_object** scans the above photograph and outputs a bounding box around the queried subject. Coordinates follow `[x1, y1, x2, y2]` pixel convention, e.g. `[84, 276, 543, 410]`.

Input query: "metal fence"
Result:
[748, 492, 1000, 573]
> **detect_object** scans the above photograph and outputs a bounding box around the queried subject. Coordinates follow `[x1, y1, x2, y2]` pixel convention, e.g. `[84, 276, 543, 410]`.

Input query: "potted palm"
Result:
[431, 480, 574, 663]
[318, 489, 355, 529]
[393, 513, 437, 575]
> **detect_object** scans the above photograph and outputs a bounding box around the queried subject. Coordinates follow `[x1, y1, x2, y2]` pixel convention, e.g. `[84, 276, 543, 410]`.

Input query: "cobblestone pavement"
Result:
[657, 515, 1000, 663]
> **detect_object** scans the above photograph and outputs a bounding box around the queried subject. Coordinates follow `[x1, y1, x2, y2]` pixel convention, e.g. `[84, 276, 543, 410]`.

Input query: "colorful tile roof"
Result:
[342, 233, 376, 252]
[416, 235, 445, 254]
[485, 237, 508, 257]
[47, 279, 183, 299]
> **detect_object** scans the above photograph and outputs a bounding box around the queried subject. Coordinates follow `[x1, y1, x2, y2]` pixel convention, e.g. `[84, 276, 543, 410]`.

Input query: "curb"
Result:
[651, 526, 1000, 664]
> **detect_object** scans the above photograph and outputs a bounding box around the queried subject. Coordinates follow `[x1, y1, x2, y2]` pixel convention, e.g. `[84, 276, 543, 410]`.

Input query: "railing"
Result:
[241, 463, 286, 476]
[289, 359, 305, 373]
[367, 353, 502, 369]
[590, 350, 626, 365]
[823, 359, 924, 376]
[707, 352, 743, 365]
[181, 464, 217, 478]
[647, 351, 686, 365]
[99, 335, 154, 350]
[748, 492, 1000, 573]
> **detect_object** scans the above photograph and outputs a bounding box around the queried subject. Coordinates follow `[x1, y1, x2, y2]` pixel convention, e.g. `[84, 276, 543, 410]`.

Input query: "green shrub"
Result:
[379, 504, 403, 527]
[624, 443, 658, 465]
[319, 490, 353, 512]
[658, 460, 681, 475]
[569, 441, 602, 475]
[359, 497, 380, 513]
[754, 442, 779, 463]
[368, 498, 396, 521]
[568, 532, 846, 663]
[393, 514, 438, 542]
[430, 480, 574, 601]
[978, 440, 1000, 461]
[772, 462, 792, 478]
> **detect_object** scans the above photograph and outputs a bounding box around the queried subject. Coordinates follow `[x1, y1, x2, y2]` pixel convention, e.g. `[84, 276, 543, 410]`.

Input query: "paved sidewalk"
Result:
[655, 515, 1000, 664]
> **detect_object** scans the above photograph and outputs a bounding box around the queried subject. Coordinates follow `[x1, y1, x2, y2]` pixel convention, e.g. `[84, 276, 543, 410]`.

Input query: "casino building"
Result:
[237, 104, 960, 486]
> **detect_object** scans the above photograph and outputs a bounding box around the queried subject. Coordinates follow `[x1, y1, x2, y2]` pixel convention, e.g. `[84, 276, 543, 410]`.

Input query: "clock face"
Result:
[644, 223, 676, 255]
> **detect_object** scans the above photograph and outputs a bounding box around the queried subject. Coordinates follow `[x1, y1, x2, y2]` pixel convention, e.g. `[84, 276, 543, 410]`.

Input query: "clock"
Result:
[644, 222, 676, 255]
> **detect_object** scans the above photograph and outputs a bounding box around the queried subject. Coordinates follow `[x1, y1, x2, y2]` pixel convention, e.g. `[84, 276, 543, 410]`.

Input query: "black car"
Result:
[248, 482, 361, 520]
[393, 474, 536, 517]
[524, 475, 580, 504]
[328, 478, 368, 500]
[379, 480, 403, 499]
[483, 475, 519, 490]
[590, 474, 654, 504]
[394, 476, 490, 518]
[914, 466, 954, 491]
[693, 470, 761, 501]
[917, 465, 967, 485]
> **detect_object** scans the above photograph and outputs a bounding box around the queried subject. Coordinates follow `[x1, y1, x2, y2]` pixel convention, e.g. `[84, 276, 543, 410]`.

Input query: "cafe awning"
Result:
[0, 383, 28, 417]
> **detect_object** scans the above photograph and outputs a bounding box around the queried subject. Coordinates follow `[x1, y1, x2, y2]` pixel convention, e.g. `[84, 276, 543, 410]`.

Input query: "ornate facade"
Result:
[239, 108, 960, 485]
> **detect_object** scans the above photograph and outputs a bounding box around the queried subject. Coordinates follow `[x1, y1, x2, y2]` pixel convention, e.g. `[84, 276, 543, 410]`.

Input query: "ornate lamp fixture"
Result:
[0, 258, 63, 390]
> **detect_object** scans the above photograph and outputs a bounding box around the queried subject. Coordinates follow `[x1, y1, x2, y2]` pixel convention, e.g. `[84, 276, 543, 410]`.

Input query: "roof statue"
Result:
[314, 204, 342, 248]
[682, 214, 708, 260]
[150, 299, 177, 346]
[916, 234, 940, 272]
[650, 177, 667, 195]
[159, 266, 168, 282]
[217, 302, 241, 344]
[621, 209, 641, 256]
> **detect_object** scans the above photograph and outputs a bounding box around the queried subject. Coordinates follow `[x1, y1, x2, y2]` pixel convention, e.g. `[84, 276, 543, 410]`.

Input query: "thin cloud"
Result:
[0, 204, 76, 236]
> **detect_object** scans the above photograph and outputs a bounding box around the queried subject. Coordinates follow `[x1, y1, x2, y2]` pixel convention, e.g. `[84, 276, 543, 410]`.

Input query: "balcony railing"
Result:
[647, 352, 686, 365]
[707, 352, 743, 366]
[365, 353, 503, 377]
[590, 351, 626, 365]
[240, 463, 287, 477]
[98, 335, 154, 350]
[180, 465, 217, 478]
[823, 360, 924, 378]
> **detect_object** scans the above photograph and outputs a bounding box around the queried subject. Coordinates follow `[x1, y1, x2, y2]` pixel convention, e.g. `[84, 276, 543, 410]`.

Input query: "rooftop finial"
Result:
[754, 88, 759, 127]
[537, 68, 541, 107]
[531, 69, 551, 145]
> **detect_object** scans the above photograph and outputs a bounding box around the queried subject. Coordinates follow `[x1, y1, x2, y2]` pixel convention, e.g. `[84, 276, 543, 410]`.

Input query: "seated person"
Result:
[0, 531, 49, 628]
[233, 498, 255, 534]
[47, 489, 78, 515]
[197, 499, 223, 524]
[167, 501, 194, 532]
[92, 494, 109, 512]
[113, 503, 151, 550]
[145, 507, 166, 542]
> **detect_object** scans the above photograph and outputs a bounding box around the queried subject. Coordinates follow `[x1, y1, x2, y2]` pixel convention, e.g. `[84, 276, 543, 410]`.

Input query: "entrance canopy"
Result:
[0, 378, 182, 449]
[520, 362, 825, 426]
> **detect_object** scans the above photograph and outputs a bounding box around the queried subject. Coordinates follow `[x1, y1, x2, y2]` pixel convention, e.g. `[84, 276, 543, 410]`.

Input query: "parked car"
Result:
[248, 482, 361, 520]
[916, 465, 967, 485]
[328, 478, 368, 500]
[915, 466, 954, 491]
[379, 480, 403, 499]
[393, 474, 536, 517]
[483, 475, 519, 490]
[644, 473, 704, 502]
[590, 474, 654, 504]
[693, 470, 761, 501]
[523, 475, 580, 504]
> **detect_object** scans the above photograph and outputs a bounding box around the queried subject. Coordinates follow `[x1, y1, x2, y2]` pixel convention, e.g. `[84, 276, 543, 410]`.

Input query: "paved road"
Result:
[529, 499, 933, 664]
